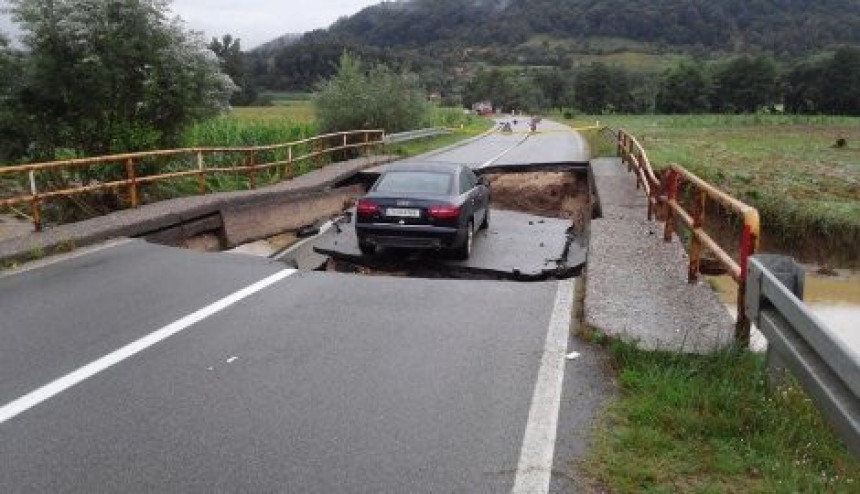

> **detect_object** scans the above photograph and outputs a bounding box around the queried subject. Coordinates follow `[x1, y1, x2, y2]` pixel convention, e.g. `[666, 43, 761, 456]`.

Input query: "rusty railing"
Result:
[615, 128, 761, 345]
[616, 130, 661, 221]
[0, 130, 384, 231]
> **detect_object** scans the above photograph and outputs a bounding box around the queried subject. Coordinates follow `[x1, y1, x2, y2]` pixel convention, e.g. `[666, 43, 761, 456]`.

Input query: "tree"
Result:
[8, 0, 235, 159]
[314, 53, 431, 133]
[709, 56, 778, 113]
[783, 60, 825, 114]
[534, 69, 573, 111]
[0, 34, 28, 161]
[821, 46, 860, 115]
[655, 62, 711, 113]
[210, 34, 257, 106]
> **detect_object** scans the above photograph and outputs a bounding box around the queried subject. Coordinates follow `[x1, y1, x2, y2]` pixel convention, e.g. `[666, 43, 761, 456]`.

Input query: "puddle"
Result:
[710, 268, 860, 350]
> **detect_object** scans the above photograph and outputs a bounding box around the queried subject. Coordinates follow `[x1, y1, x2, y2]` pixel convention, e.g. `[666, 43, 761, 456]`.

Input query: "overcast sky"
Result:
[1, 0, 382, 49]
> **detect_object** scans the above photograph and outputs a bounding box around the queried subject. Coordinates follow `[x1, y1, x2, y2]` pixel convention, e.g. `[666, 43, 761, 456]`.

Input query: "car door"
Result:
[460, 168, 486, 225]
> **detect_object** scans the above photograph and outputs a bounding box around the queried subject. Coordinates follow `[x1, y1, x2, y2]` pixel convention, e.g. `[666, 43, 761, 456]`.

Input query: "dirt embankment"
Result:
[486, 172, 592, 231]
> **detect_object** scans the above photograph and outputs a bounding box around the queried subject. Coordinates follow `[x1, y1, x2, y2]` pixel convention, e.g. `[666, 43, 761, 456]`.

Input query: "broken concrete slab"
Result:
[313, 209, 586, 280]
[221, 185, 362, 248]
[0, 155, 397, 265]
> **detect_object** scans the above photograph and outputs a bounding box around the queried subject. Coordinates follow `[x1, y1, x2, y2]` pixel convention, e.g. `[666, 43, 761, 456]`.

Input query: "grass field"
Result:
[584, 338, 859, 493]
[563, 114, 860, 265]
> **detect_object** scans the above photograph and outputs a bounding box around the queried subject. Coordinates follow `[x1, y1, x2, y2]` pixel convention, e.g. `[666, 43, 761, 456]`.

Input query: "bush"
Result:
[314, 53, 431, 133]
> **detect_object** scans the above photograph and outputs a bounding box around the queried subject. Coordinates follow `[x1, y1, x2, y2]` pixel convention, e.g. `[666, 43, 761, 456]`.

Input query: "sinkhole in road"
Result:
[271, 170, 595, 282]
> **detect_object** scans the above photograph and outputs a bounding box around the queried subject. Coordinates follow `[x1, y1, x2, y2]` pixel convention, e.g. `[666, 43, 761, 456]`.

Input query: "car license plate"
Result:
[386, 208, 420, 218]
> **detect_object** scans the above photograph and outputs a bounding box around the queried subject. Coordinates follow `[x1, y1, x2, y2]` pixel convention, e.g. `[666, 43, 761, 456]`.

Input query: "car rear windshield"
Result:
[374, 171, 453, 195]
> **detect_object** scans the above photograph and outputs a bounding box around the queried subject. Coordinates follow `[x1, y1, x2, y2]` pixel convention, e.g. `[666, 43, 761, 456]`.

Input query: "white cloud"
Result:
[1, 0, 382, 49]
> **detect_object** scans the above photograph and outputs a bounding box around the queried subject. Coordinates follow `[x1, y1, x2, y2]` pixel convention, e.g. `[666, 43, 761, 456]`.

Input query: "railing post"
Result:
[342, 133, 348, 162]
[29, 170, 42, 232]
[248, 150, 257, 189]
[735, 211, 761, 346]
[197, 151, 207, 195]
[635, 152, 643, 190]
[287, 145, 293, 178]
[688, 189, 706, 283]
[663, 168, 679, 242]
[125, 158, 139, 207]
[363, 131, 370, 156]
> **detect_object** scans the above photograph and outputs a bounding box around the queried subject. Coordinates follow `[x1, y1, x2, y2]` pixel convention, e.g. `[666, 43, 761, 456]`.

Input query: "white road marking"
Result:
[477, 134, 531, 169]
[0, 238, 133, 280]
[271, 219, 337, 261]
[0, 268, 297, 425]
[512, 279, 574, 493]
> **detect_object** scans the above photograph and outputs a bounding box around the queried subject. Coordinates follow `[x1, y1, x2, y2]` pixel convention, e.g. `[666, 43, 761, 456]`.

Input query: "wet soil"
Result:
[486, 172, 592, 232]
[0, 214, 33, 243]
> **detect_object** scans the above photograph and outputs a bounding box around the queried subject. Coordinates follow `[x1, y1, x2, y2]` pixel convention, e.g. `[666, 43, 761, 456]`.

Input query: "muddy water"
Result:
[710, 269, 860, 350]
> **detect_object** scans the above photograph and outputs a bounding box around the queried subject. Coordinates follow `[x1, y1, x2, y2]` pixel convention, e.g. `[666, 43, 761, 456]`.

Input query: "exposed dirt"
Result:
[487, 172, 592, 231]
[0, 214, 33, 243]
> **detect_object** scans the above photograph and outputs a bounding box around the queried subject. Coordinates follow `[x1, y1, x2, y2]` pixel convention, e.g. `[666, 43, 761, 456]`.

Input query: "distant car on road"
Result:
[355, 163, 491, 259]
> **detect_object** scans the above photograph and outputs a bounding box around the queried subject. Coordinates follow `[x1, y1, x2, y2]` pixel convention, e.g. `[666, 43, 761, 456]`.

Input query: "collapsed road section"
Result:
[262, 170, 593, 281]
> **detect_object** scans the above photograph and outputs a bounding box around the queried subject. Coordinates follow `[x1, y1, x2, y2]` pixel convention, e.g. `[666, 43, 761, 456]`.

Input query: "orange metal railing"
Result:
[616, 130, 661, 220]
[0, 130, 384, 231]
[615, 128, 761, 345]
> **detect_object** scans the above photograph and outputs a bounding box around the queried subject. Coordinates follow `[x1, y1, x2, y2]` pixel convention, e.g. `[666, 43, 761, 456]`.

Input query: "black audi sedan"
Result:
[355, 163, 491, 259]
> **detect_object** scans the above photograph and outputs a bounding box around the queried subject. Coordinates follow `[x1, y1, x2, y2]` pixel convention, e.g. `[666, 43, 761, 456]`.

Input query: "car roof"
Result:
[380, 162, 468, 174]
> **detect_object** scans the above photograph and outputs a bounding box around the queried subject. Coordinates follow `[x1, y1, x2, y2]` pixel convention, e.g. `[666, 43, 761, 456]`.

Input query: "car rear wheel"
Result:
[479, 208, 490, 230]
[357, 236, 376, 256]
[453, 220, 474, 260]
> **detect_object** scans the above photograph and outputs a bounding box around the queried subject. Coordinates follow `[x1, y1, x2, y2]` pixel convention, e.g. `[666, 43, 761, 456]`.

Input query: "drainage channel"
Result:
[228, 170, 594, 282]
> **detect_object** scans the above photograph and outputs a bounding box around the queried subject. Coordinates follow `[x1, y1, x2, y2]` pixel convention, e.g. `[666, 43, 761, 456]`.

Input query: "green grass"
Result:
[561, 114, 860, 265]
[230, 101, 316, 123]
[386, 110, 494, 158]
[587, 340, 859, 493]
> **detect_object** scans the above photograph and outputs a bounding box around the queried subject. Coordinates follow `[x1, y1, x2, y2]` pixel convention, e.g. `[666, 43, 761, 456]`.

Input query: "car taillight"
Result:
[428, 205, 460, 220]
[356, 199, 380, 217]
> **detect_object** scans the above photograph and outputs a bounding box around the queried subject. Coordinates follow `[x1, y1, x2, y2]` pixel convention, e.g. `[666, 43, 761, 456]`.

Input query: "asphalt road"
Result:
[0, 241, 572, 492]
[0, 123, 606, 492]
[420, 118, 590, 168]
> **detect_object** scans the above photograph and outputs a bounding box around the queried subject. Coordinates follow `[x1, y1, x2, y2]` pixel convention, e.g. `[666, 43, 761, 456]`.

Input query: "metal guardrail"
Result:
[0, 130, 384, 231]
[746, 255, 860, 456]
[384, 127, 450, 144]
[611, 128, 761, 344]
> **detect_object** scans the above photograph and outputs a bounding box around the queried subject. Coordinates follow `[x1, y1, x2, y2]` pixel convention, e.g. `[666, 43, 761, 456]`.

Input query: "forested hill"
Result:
[325, 0, 860, 54]
[249, 0, 860, 91]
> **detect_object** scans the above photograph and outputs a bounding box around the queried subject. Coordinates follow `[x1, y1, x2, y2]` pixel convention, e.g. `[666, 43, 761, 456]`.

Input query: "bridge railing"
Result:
[611, 128, 761, 344]
[0, 129, 384, 231]
[616, 130, 661, 220]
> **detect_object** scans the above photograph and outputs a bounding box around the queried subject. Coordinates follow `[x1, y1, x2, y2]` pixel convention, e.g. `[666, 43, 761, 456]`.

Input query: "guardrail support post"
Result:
[747, 255, 805, 381]
[287, 145, 293, 178]
[663, 169, 679, 243]
[196, 151, 207, 195]
[248, 150, 257, 189]
[688, 189, 706, 283]
[125, 158, 139, 207]
[736, 213, 760, 345]
[28, 170, 42, 232]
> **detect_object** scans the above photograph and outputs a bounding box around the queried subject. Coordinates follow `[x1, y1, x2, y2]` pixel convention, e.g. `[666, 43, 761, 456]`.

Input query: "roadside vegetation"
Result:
[565, 114, 860, 266]
[584, 337, 859, 493]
